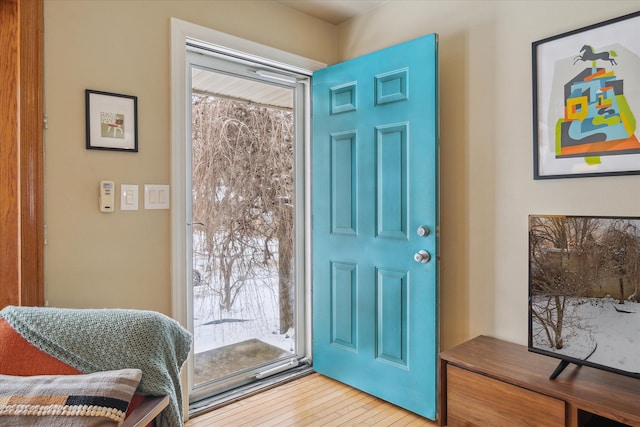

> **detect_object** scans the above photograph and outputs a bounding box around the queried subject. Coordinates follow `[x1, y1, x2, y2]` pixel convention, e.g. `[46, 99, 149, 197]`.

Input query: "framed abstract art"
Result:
[533, 11, 640, 179]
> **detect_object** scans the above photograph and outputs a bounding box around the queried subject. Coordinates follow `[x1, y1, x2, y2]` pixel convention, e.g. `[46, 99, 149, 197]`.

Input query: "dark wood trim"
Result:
[20, 0, 44, 306]
[0, 0, 21, 308]
[0, 0, 44, 309]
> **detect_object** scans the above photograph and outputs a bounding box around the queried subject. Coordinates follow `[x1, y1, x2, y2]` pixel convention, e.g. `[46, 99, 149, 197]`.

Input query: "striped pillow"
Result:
[0, 368, 142, 426]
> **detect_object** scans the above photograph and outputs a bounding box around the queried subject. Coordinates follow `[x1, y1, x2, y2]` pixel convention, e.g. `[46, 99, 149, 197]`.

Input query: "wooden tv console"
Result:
[438, 335, 640, 427]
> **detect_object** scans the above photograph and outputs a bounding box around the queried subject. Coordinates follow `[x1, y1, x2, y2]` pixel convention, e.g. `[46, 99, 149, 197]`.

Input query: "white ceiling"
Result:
[192, 68, 294, 109]
[275, 0, 387, 25]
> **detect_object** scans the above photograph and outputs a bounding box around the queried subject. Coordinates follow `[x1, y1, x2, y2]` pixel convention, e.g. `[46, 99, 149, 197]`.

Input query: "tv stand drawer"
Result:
[439, 336, 640, 427]
[446, 364, 564, 426]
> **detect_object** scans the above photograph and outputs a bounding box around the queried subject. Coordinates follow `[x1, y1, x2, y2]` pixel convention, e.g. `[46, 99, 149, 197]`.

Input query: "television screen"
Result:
[529, 215, 640, 379]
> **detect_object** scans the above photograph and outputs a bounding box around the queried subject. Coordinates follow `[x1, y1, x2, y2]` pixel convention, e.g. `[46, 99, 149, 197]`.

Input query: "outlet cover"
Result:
[144, 184, 170, 209]
[120, 184, 139, 211]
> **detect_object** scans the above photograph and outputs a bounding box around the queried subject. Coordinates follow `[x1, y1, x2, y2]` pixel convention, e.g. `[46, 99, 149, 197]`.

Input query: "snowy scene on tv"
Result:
[529, 215, 640, 375]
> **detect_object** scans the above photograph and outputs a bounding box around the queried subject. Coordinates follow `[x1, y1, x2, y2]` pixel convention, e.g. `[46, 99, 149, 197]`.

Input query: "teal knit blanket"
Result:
[0, 306, 192, 427]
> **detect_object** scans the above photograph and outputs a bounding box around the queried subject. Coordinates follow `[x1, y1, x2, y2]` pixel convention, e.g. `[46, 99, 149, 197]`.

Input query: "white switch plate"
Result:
[144, 184, 170, 209]
[120, 184, 139, 211]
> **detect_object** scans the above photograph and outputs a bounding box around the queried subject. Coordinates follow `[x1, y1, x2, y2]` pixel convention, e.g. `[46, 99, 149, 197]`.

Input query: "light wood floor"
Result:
[185, 372, 437, 426]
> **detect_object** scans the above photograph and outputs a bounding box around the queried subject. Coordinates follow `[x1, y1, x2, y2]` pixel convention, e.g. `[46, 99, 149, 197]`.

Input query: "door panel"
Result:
[312, 34, 438, 419]
[186, 52, 309, 402]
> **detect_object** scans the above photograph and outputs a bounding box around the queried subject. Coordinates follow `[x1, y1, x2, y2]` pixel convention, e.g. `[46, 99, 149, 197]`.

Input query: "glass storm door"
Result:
[187, 51, 308, 403]
[312, 34, 439, 418]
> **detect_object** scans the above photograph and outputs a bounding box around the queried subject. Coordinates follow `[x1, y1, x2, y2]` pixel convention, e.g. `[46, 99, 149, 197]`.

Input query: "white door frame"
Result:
[170, 17, 325, 410]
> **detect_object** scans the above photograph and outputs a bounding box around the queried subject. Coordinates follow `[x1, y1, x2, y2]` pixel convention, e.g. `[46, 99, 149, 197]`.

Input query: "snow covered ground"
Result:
[192, 279, 295, 355]
[531, 296, 640, 374]
[191, 229, 295, 356]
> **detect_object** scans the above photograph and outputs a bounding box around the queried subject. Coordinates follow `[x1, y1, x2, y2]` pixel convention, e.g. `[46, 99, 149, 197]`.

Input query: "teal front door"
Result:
[312, 34, 439, 419]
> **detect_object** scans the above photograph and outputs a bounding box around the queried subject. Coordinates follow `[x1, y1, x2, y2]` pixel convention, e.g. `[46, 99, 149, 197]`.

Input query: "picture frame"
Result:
[532, 11, 640, 179]
[85, 89, 138, 152]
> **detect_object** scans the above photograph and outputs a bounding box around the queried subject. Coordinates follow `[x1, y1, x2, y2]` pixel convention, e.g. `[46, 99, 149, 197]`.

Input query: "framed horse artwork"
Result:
[532, 10, 640, 179]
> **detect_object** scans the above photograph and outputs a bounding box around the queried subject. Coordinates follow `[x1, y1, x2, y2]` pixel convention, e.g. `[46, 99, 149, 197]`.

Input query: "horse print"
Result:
[573, 45, 618, 66]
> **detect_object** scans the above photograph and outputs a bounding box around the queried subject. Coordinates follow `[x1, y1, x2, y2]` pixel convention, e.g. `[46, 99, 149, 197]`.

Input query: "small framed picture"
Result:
[85, 89, 138, 152]
[533, 11, 640, 179]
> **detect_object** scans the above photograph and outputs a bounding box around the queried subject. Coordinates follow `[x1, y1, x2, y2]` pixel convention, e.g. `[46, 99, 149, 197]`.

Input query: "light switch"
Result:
[120, 184, 139, 211]
[144, 184, 170, 209]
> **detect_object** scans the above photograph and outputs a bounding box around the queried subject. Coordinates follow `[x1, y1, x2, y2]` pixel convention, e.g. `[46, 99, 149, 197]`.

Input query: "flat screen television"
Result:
[529, 215, 640, 379]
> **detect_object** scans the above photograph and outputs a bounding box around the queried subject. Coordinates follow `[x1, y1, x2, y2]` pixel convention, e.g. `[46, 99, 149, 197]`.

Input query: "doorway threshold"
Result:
[189, 362, 313, 418]
[194, 339, 292, 384]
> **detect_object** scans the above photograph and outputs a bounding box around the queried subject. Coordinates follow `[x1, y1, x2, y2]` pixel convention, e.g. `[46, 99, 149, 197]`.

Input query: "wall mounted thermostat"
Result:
[99, 180, 115, 212]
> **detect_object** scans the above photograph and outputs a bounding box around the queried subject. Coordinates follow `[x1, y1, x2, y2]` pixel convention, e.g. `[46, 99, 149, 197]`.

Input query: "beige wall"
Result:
[338, 0, 640, 350]
[43, 0, 336, 314]
[44, 0, 640, 352]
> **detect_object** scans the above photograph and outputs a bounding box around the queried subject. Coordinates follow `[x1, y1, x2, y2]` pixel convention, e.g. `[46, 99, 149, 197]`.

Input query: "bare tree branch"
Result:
[192, 95, 295, 333]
